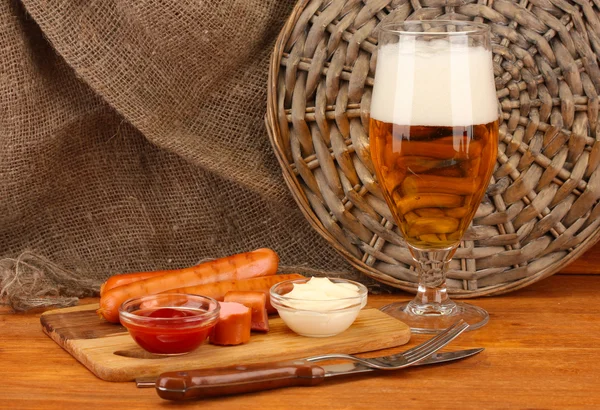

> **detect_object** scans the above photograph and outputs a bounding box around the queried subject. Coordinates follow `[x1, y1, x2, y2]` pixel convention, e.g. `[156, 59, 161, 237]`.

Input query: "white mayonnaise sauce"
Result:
[276, 277, 366, 337]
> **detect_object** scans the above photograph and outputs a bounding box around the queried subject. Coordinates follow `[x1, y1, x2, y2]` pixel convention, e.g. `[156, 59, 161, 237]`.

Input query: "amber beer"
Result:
[370, 120, 498, 249]
[370, 39, 499, 249]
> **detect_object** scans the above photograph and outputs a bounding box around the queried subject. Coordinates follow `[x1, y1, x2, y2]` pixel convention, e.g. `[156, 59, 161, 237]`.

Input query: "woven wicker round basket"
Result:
[266, 0, 600, 297]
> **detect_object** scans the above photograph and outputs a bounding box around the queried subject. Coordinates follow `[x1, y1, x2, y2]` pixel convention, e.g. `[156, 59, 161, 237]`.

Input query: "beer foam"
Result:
[370, 39, 498, 127]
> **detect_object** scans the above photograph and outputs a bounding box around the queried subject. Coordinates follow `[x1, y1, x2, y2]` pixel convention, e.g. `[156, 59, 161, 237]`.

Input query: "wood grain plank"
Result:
[40, 306, 410, 382]
[559, 240, 600, 274]
[40, 309, 127, 340]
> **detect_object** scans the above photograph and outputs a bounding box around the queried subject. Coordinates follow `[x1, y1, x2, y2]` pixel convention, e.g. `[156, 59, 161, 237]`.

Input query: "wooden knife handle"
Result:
[155, 360, 326, 400]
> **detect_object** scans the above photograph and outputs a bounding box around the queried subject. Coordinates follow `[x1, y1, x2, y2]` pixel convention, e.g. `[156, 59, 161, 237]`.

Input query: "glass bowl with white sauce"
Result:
[270, 277, 368, 337]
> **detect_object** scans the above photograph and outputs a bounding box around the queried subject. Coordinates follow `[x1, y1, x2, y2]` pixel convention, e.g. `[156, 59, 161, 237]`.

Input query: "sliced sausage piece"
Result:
[224, 291, 269, 333]
[210, 302, 252, 346]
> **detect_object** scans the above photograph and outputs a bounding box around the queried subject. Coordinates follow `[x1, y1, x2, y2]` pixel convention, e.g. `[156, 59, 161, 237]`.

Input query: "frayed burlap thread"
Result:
[0, 251, 101, 311]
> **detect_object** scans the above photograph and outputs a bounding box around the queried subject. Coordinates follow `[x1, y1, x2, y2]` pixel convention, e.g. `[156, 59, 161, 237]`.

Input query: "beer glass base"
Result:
[380, 300, 489, 334]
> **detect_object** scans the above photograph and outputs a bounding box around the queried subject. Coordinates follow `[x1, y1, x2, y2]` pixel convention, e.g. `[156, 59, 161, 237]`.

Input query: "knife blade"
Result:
[143, 348, 483, 400]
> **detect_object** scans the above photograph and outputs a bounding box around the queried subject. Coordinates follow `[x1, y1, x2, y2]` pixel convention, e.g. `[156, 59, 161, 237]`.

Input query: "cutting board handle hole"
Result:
[113, 350, 168, 360]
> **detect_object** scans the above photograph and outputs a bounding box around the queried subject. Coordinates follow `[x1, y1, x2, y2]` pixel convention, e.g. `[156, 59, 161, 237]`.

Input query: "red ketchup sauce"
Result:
[127, 307, 216, 354]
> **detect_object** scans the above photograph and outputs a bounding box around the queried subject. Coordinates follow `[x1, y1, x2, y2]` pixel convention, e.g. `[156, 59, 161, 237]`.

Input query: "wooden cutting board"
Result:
[41, 304, 411, 382]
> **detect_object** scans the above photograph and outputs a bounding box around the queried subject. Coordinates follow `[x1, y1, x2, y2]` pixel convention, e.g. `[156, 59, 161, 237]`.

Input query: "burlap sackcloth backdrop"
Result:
[0, 0, 384, 311]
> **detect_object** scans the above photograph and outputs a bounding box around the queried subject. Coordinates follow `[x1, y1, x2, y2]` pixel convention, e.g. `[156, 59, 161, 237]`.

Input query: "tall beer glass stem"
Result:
[408, 247, 455, 314]
[380, 245, 490, 334]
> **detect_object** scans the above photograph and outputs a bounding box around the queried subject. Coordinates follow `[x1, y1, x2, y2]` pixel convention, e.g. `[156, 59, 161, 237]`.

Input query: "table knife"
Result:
[138, 348, 483, 400]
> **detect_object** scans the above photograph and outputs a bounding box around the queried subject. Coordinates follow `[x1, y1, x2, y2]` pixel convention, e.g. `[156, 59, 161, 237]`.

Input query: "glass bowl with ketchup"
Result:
[119, 293, 220, 355]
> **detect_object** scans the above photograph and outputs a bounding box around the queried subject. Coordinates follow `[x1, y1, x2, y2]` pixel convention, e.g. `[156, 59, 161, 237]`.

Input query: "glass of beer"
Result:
[369, 20, 499, 333]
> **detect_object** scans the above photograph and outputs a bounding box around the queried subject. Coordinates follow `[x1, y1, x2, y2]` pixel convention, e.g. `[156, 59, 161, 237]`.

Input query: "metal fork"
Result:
[303, 319, 469, 370]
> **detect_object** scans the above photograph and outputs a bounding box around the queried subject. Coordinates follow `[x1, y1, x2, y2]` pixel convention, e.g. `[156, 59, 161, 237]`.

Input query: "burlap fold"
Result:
[0, 0, 372, 310]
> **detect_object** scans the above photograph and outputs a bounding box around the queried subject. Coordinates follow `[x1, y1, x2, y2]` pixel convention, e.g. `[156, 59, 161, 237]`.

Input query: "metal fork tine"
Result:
[404, 322, 468, 361]
[303, 319, 470, 370]
[403, 320, 469, 362]
[367, 321, 468, 369]
[381, 319, 466, 362]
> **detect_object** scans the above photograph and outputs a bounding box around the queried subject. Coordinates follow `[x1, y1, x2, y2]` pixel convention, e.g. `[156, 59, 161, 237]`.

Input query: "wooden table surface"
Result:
[559, 240, 600, 274]
[3, 262, 600, 409]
